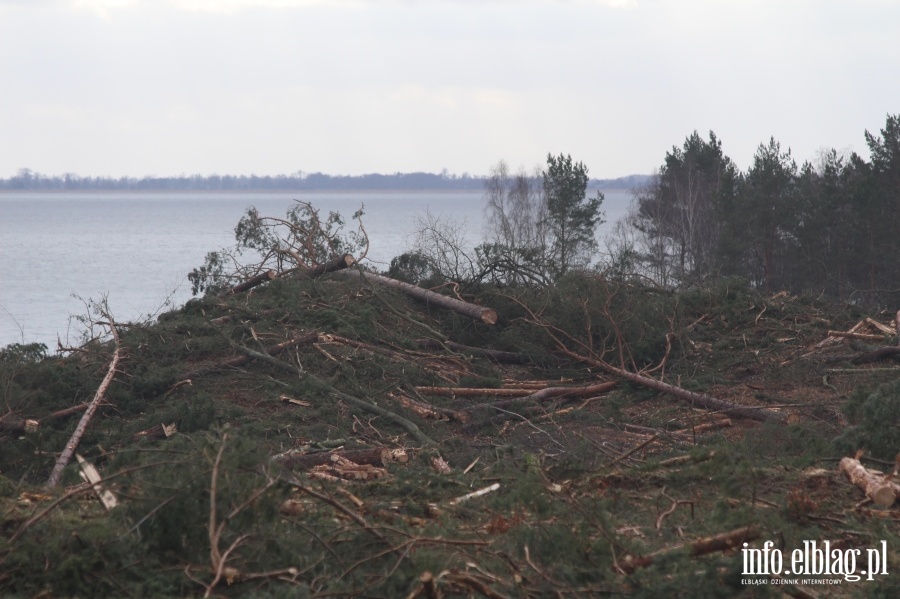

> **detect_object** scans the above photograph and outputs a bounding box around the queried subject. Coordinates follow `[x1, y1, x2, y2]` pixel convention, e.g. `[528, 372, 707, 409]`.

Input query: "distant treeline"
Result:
[0, 169, 649, 192]
[617, 113, 900, 309]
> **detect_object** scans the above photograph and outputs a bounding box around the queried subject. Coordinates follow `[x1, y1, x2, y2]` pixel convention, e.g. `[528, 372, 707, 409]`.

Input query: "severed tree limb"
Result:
[46, 314, 121, 488]
[416, 386, 540, 398]
[460, 381, 618, 415]
[559, 345, 785, 423]
[183, 332, 319, 379]
[512, 294, 786, 423]
[231, 343, 436, 446]
[414, 338, 531, 364]
[338, 269, 498, 324]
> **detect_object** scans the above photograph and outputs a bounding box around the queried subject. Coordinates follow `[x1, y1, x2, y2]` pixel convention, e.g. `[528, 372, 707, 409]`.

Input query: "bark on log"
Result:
[47, 318, 121, 488]
[284, 253, 356, 279]
[0, 403, 90, 436]
[132, 422, 178, 442]
[0, 418, 39, 435]
[618, 525, 761, 574]
[851, 346, 900, 364]
[461, 381, 618, 414]
[391, 392, 469, 422]
[46, 403, 90, 421]
[221, 269, 277, 296]
[339, 270, 497, 324]
[827, 331, 887, 342]
[558, 346, 786, 423]
[415, 386, 538, 397]
[839, 456, 899, 507]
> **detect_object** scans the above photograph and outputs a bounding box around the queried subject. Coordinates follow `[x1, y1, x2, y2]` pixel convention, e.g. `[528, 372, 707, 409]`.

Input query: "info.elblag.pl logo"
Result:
[742, 540, 889, 585]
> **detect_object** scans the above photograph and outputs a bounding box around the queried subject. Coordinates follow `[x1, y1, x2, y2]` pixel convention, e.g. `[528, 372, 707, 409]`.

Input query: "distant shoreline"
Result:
[0, 187, 634, 195]
[0, 170, 651, 193]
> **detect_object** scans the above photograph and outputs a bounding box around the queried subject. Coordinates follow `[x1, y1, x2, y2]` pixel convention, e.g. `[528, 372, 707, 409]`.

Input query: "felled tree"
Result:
[188, 201, 367, 295]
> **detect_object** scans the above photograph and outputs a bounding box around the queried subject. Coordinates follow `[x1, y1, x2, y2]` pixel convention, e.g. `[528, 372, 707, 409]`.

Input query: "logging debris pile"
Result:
[2, 270, 900, 597]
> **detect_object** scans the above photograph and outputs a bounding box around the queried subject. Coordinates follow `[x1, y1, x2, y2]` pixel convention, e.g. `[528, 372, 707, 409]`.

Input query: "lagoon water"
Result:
[0, 190, 630, 349]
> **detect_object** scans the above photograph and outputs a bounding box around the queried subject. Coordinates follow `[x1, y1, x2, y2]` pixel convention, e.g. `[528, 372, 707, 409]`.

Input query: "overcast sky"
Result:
[1, 0, 898, 179]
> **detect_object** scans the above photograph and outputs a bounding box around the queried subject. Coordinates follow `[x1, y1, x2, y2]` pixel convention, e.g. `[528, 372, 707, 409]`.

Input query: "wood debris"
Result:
[132, 422, 177, 442]
[76, 453, 118, 510]
[308, 455, 387, 481]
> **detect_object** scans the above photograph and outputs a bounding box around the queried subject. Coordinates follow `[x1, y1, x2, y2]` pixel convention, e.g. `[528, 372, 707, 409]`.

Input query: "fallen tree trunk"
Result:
[284, 253, 355, 279]
[47, 316, 121, 488]
[0, 417, 39, 435]
[232, 343, 437, 446]
[851, 346, 900, 364]
[221, 254, 356, 297]
[0, 403, 90, 437]
[617, 525, 761, 574]
[415, 386, 537, 398]
[221, 269, 277, 296]
[339, 270, 497, 325]
[414, 339, 530, 364]
[840, 455, 900, 507]
[184, 332, 319, 379]
[461, 381, 618, 414]
[557, 346, 786, 423]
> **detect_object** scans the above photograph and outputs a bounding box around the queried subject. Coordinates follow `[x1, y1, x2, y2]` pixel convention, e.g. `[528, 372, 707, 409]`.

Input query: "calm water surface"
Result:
[0, 190, 630, 349]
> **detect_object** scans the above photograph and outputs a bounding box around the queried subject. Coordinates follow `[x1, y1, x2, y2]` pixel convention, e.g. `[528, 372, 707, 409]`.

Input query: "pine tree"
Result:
[542, 153, 604, 278]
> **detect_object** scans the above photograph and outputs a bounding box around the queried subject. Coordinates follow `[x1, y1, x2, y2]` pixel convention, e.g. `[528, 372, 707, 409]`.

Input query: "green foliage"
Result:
[835, 379, 900, 460]
[0, 342, 48, 364]
[542, 153, 605, 278]
[189, 201, 367, 296]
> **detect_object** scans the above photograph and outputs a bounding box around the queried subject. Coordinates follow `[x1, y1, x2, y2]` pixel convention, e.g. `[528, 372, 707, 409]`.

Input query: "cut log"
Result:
[851, 346, 900, 364]
[284, 253, 356, 279]
[132, 422, 178, 442]
[839, 456, 899, 507]
[0, 403, 91, 436]
[339, 270, 497, 324]
[0, 417, 39, 435]
[221, 269, 277, 296]
[618, 525, 761, 574]
[46, 316, 121, 489]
